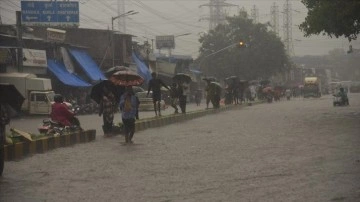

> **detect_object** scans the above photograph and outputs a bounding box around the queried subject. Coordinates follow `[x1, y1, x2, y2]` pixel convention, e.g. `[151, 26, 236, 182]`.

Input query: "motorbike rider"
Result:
[50, 94, 78, 127]
[336, 87, 349, 105]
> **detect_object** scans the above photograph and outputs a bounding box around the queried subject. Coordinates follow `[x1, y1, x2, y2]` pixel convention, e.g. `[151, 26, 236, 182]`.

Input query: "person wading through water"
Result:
[119, 86, 138, 144]
[99, 86, 116, 137]
[147, 72, 170, 116]
[169, 82, 179, 114]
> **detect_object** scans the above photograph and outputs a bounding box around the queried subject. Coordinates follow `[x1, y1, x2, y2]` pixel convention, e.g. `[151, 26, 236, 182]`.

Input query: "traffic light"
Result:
[238, 41, 247, 48]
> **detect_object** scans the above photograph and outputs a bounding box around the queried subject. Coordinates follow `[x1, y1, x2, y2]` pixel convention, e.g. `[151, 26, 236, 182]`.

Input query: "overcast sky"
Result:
[1, 0, 359, 58]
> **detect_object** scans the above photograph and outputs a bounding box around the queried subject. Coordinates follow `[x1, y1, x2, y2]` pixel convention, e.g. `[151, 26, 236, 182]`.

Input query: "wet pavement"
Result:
[1, 95, 360, 201]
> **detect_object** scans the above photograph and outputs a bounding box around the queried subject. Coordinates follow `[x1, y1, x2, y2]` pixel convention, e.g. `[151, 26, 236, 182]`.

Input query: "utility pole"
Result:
[16, 11, 23, 72]
[250, 5, 259, 24]
[117, 0, 126, 33]
[283, 0, 294, 56]
[199, 0, 237, 30]
[270, 2, 279, 36]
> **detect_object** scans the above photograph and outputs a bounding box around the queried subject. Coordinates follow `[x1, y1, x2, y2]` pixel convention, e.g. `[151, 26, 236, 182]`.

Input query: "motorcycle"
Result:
[333, 95, 349, 106]
[38, 108, 82, 136]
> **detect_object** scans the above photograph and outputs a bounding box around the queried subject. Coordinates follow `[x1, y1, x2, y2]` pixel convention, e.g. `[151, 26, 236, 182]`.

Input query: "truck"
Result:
[0, 73, 55, 115]
[303, 77, 321, 98]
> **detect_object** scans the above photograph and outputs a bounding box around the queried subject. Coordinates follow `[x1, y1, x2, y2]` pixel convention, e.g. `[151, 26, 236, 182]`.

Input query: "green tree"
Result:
[299, 0, 360, 41]
[197, 12, 290, 80]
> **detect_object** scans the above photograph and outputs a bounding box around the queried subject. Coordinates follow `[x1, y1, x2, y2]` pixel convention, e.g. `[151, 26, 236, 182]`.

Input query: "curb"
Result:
[4, 102, 260, 161]
[133, 102, 258, 132]
[4, 129, 96, 161]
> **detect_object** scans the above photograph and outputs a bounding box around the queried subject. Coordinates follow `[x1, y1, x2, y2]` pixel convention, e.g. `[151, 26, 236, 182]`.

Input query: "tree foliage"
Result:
[197, 12, 290, 81]
[299, 0, 360, 41]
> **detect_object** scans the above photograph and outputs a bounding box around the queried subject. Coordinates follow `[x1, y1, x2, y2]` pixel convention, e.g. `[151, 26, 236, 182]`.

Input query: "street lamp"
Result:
[111, 10, 138, 66]
[198, 41, 246, 75]
[174, 33, 191, 38]
[168, 33, 191, 57]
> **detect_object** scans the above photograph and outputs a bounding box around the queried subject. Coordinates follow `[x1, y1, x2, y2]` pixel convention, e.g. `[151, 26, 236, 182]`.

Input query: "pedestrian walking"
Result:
[147, 72, 170, 116]
[119, 86, 138, 144]
[99, 86, 116, 137]
[178, 82, 187, 113]
[169, 82, 179, 114]
[205, 81, 211, 109]
[195, 89, 202, 106]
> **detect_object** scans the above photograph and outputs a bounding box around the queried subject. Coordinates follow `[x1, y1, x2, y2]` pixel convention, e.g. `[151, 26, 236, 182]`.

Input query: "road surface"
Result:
[1, 95, 360, 201]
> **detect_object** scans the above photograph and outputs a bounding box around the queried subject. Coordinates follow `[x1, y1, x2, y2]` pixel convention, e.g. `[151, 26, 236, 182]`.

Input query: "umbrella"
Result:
[202, 77, 216, 82]
[173, 73, 192, 83]
[110, 70, 144, 86]
[105, 66, 130, 77]
[210, 81, 222, 88]
[132, 86, 145, 94]
[262, 86, 273, 93]
[90, 80, 124, 104]
[0, 83, 25, 112]
[227, 75, 238, 80]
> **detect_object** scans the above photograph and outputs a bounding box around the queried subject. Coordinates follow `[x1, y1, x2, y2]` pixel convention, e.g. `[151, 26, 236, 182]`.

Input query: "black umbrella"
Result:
[90, 80, 124, 104]
[0, 83, 25, 112]
[105, 66, 130, 78]
[173, 73, 192, 83]
[202, 77, 217, 82]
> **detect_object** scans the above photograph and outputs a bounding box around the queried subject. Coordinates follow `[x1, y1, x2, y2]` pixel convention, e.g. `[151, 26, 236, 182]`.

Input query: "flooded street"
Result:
[1, 95, 360, 202]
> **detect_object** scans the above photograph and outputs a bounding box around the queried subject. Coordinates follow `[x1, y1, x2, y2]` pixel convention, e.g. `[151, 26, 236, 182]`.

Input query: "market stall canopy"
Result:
[132, 52, 152, 84]
[47, 59, 91, 87]
[68, 48, 106, 81]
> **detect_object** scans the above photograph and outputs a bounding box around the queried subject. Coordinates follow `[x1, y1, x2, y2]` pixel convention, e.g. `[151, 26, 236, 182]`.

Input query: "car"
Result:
[134, 87, 166, 111]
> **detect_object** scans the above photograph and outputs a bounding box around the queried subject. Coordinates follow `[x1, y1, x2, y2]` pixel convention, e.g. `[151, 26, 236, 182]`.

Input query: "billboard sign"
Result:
[156, 35, 175, 49]
[47, 28, 66, 42]
[21, 1, 79, 27]
[23, 49, 47, 68]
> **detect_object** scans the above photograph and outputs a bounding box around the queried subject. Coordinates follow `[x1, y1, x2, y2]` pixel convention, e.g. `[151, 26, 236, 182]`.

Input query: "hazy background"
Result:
[1, 0, 359, 58]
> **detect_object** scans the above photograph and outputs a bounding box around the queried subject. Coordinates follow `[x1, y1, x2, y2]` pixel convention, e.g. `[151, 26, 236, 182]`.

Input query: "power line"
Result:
[200, 0, 238, 30]
[270, 2, 280, 36]
[283, 0, 294, 56]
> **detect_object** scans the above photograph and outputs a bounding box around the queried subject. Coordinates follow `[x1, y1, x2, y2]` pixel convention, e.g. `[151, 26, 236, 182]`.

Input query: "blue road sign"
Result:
[21, 1, 79, 27]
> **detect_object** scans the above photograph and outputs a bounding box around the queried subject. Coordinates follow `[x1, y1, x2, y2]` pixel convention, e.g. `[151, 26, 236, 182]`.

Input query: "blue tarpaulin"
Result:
[132, 52, 152, 84]
[68, 48, 106, 81]
[48, 59, 91, 87]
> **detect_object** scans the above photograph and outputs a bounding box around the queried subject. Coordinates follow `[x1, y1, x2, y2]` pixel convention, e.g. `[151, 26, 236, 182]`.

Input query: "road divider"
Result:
[4, 129, 96, 161]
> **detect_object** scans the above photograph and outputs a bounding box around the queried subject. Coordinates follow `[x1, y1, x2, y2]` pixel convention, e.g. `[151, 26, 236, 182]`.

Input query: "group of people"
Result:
[98, 72, 190, 144]
[49, 72, 214, 145]
[147, 72, 188, 115]
[98, 83, 139, 144]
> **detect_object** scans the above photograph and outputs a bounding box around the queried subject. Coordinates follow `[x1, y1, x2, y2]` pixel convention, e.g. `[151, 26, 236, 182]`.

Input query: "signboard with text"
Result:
[21, 1, 79, 27]
[23, 49, 47, 68]
[156, 35, 175, 49]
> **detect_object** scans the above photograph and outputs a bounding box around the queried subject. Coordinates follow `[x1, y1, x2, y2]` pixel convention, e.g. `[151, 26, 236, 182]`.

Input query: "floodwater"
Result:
[1, 95, 360, 201]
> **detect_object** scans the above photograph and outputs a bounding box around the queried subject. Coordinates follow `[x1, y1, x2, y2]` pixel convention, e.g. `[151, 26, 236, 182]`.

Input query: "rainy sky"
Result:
[1, 0, 358, 58]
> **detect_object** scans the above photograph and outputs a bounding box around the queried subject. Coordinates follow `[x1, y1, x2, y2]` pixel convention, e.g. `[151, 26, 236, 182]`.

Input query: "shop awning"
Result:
[47, 59, 91, 87]
[68, 48, 106, 81]
[132, 52, 152, 84]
